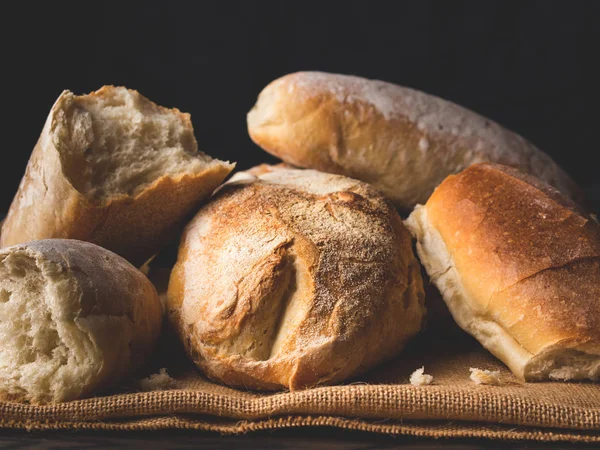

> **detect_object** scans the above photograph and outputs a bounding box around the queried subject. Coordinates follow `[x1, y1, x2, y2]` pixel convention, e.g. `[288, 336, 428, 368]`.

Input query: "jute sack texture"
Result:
[1, 325, 599, 443]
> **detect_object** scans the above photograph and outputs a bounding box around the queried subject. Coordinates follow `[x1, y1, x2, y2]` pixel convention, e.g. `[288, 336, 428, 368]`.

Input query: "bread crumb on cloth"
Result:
[139, 368, 178, 391]
[469, 367, 503, 385]
[410, 367, 433, 386]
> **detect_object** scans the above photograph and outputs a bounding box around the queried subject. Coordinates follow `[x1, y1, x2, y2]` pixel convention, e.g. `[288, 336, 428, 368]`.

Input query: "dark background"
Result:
[2, 0, 599, 212]
[1, 4, 598, 447]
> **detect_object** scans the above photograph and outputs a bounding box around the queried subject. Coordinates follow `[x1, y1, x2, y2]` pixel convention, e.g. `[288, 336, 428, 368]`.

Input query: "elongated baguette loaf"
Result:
[248, 72, 581, 210]
[0, 239, 162, 403]
[1, 87, 234, 265]
[405, 163, 600, 381]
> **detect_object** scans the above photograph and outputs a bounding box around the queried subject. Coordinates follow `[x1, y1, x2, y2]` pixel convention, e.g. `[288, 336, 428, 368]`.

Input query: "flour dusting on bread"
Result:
[168, 165, 425, 391]
[248, 71, 580, 209]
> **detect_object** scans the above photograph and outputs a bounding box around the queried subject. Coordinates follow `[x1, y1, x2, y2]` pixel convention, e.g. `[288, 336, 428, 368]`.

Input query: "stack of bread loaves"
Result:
[1, 71, 598, 404]
[247, 71, 600, 382]
[0, 87, 234, 402]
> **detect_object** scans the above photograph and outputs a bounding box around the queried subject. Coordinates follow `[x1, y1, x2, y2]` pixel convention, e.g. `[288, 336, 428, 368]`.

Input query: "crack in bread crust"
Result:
[168, 165, 425, 390]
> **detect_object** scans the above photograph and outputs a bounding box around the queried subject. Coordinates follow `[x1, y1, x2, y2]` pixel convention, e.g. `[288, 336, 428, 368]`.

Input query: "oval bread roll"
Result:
[1, 86, 234, 266]
[247, 71, 581, 210]
[168, 165, 425, 390]
[405, 163, 600, 381]
[0, 239, 163, 403]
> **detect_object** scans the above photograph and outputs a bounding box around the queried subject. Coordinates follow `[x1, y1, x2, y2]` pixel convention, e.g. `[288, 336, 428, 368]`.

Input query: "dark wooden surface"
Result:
[0, 428, 597, 450]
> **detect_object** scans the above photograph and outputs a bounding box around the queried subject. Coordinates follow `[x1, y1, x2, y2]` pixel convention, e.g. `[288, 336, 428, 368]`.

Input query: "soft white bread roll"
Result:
[1, 87, 234, 265]
[167, 165, 425, 390]
[0, 239, 162, 403]
[405, 163, 600, 381]
[247, 72, 582, 210]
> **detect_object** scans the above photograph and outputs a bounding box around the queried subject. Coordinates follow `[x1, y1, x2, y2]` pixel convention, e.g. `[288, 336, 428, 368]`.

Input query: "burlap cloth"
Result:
[1, 321, 599, 443]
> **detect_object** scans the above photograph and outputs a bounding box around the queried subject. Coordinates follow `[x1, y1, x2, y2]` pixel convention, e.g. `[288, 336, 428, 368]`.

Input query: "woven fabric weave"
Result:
[1, 328, 599, 442]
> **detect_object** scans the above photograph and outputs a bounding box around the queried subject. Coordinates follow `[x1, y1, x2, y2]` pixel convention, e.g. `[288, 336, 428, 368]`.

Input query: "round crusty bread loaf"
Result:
[0, 239, 163, 403]
[0, 86, 234, 266]
[405, 163, 600, 381]
[167, 165, 425, 390]
[247, 71, 582, 211]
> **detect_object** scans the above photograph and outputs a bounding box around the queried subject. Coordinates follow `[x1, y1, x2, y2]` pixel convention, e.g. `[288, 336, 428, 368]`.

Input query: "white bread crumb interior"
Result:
[139, 368, 177, 391]
[0, 249, 101, 402]
[52, 86, 220, 199]
[469, 367, 502, 386]
[409, 367, 433, 386]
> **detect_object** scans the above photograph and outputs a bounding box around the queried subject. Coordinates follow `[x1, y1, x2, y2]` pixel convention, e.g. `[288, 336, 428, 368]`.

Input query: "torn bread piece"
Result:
[405, 163, 600, 382]
[469, 368, 502, 386]
[0, 239, 162, 403]
[139, 368, 178, 391]
[410, 367, 433, 386]
[1, 86, 234, 265]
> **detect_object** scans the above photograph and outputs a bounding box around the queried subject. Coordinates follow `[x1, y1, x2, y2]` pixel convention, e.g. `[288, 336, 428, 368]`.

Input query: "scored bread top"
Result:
[248, 71, 582, 210]
[168, 165, 425, 390]
[424, 163, 600, 357]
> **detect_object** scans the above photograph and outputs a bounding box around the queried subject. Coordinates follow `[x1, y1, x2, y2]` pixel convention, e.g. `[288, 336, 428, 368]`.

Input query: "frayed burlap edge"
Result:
[2, 384, 599, 430]
[1, 415, 599, 443]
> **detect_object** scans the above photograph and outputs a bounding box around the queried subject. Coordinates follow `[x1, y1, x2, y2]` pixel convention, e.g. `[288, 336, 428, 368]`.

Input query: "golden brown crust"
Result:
[406, 163, 600, 380]
[167, 165, 425, 390]
[248, 72, 582, 211]
[0, 89, 234, 266]
[426, 164, 600, 322]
